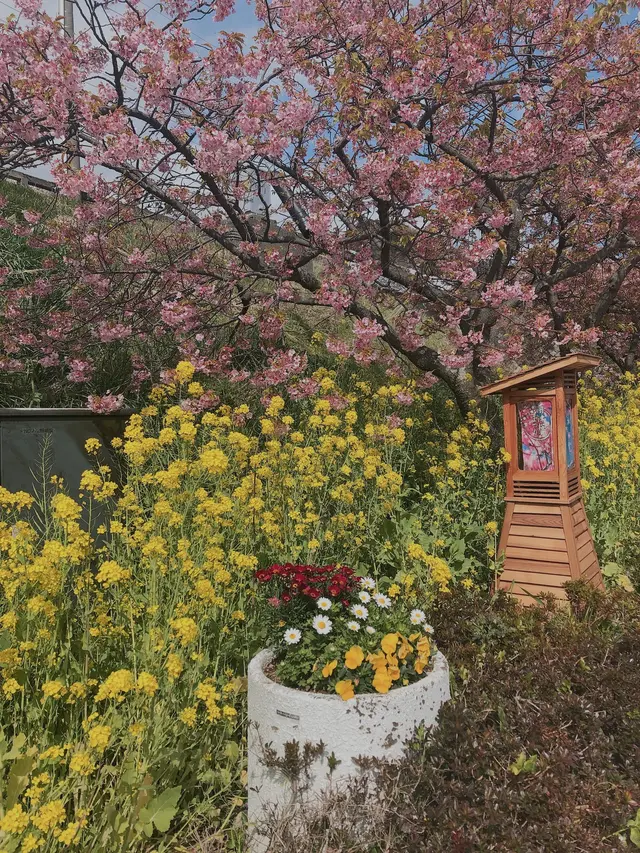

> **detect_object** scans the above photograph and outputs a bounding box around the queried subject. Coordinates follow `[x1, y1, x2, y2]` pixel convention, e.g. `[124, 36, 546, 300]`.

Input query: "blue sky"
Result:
[200, 0, 260, 39]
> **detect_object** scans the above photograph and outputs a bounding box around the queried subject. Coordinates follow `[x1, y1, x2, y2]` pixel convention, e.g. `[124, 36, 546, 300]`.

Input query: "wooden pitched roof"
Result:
[479, 353, 601, 397]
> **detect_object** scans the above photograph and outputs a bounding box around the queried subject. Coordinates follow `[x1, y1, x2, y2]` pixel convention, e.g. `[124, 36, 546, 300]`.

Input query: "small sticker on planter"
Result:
[276, 709, 300, 721]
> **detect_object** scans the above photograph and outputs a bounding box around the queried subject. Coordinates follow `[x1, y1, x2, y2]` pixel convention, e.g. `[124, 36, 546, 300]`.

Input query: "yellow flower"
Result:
[84, 438, 101, 454]
[2, 677, 22, 698]
[21, 833, 43, 852]
[32, 799, 66, 832]
[39, 746, 65, 762]
[367, 650, 387, 670]
[372, 668, 393, 694]
[165, 652, 184, 682]
[335, 680, 355, 701]
[170, 617, 199, 646]
[69, 751, 95, 776]
[58, 822, 80, 845]
[266, 395, 285, 417]
[199, 447, 229, 475]
[407, 542, 428, 562]
[136, 672, 159, 697]
[174, 360, 196, 383]
[322, 659, 338, 678]
[260, 418, 275, 435]
[426, 555, 452, 592]
[179, 421, 198, 441]
[485, 521, 498, 534]
[95, 560, 131, 588]
[51, 493, 82, 522]
[0, 804, 30, 834]
[41, 680, 66, 701]
[380, 633, 399, 655]
[179, 706, 198, 727]
[195, 682, 222, 722]
[95, 669, 135, 702]
[344, 646, 364, 670]
[397, 637, 413, 661]
[88, 725, 111, 753]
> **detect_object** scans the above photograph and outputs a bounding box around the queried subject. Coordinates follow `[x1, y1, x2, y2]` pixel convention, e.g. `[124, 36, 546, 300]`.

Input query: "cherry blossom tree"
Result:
[1, 0, 639, 407]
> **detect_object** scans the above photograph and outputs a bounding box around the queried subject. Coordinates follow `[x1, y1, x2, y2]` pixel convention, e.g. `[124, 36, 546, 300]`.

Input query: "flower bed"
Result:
[255, 562, 438, 699]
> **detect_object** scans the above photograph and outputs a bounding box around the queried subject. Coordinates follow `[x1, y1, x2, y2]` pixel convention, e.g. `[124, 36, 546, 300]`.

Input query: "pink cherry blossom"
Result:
[87, 393, 125, 414]
[0, 0, 637, 405]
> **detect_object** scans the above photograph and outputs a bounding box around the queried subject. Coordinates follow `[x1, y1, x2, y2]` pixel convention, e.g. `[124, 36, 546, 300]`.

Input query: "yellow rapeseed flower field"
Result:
[0, 364, 634, 850]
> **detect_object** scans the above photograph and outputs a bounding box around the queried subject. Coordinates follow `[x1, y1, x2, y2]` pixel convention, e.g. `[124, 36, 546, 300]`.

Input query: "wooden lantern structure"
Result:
[480, 354, 604, 605]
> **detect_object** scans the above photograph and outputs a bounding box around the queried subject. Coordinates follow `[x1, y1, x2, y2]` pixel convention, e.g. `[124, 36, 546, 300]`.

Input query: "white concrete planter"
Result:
[247, 648, 450, 851]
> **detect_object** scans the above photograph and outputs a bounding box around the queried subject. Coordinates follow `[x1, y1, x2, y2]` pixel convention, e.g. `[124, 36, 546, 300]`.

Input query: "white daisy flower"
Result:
[347, 620, 360, 632]
[317, 597, 332, 611]
[312, 615, 333, 635]
[374, 593, 391, 609]
[410, 608, 426, 625]
[359, 576, 376, 590]
[350, 604, 368, 620]
[358, 590, 371, 603]
[365, 626, 376, 634]
[283, 628, 302, 645]
[423, 623, 435, 635]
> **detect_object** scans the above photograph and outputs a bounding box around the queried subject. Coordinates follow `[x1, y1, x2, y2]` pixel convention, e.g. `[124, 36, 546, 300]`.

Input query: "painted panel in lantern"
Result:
[517, 400, 554, 471]
[565, 400, 575, 469]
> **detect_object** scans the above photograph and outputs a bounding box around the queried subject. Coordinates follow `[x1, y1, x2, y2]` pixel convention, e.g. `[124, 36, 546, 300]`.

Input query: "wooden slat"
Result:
[572, 505, 585, 521]
[502, 582, 568, 600]
[577, 540, 594, 561]
[580, 556, 599, 577]
[504, 558, 572, 576]
[510, 525, 565, 539]
[509, 535, 568, 552]
[512, 513, 564, 528]
[500, 570, 568, 588]
[573, 519, 588, 537]
[513, 488, 562, 499]
[513, 504, 562, 515]
[575, 530, 592, 550]
[562, 504, 581, 580]
[581, 551, 598, 570]
[506, 546, 571, 564]
[497, 502, 514, 566]
[583, 562, 601, 584]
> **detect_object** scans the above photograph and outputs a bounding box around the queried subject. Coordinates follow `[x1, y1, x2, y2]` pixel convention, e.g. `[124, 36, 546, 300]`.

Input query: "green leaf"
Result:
[139, 785, 181, 834]
[5, 733, 26, 761]
[509, 751, 537, 776]
[6, 754, 35, 808]
[627, 809, 640, 847]
[224, 741, 239, 762]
